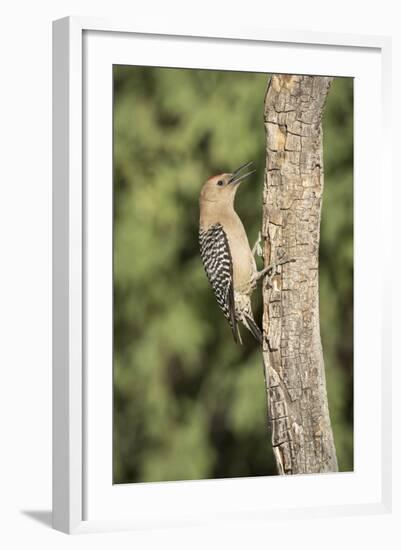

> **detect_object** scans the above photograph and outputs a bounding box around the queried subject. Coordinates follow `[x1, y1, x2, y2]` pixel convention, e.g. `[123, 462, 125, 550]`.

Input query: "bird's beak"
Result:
[228, 161, 256, 185]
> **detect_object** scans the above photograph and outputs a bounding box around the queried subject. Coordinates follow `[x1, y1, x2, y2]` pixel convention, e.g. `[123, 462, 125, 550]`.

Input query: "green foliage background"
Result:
[113, 67, 353, 483]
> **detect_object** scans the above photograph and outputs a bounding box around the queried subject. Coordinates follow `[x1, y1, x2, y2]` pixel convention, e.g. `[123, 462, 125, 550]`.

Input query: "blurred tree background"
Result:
[113, 66, 353, 483]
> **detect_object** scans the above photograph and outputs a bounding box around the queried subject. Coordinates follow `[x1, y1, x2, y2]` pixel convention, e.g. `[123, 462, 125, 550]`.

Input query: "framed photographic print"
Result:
[52, 16, 392, 534]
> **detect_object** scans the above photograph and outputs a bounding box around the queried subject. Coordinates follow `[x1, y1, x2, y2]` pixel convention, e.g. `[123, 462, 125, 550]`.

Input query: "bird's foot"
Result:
[254, 257, 296, 288]
[252, 231, 263, 258]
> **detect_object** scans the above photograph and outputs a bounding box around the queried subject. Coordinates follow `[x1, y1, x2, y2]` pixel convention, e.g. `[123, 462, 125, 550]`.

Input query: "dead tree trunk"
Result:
[262, 75, 338, 475]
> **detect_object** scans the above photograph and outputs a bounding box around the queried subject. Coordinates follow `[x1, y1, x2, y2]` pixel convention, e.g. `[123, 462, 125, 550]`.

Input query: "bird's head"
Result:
[199, 162, 256, 206]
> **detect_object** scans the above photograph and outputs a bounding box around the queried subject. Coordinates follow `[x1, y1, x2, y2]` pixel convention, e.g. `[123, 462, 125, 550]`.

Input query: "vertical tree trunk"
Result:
[262, 75, 338, 475]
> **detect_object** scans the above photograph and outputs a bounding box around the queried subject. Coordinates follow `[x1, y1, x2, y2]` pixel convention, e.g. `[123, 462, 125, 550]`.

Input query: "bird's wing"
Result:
[199, 223, 239, 343]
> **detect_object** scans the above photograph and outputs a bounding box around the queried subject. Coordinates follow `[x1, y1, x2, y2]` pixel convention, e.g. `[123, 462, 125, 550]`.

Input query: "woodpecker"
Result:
[199, 162, 272, 345]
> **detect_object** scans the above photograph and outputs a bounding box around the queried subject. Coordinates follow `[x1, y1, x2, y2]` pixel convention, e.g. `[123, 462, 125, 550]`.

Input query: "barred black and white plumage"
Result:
[199, 223, 240, 342]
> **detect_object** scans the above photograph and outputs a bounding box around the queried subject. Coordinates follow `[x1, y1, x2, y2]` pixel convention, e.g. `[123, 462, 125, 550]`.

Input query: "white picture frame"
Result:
[52, 16, 392, 534]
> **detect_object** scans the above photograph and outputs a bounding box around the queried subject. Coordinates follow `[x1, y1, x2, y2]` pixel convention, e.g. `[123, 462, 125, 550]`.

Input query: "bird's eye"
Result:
[217, 180, 224, 186]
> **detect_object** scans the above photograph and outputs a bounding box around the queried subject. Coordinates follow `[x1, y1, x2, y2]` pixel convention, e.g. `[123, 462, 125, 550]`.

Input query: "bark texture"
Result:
[262, 75, 338, 475]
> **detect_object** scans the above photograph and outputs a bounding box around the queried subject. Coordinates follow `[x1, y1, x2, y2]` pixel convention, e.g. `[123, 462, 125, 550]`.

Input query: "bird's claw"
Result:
[263, 256, 296, 288]
[252, 231, 263, 258]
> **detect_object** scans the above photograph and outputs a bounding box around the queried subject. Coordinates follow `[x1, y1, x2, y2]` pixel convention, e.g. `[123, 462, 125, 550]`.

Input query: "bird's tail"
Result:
[243, 314, 262, 344]
[231, 322, 243, 345]
[235, 293, 263, 345]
